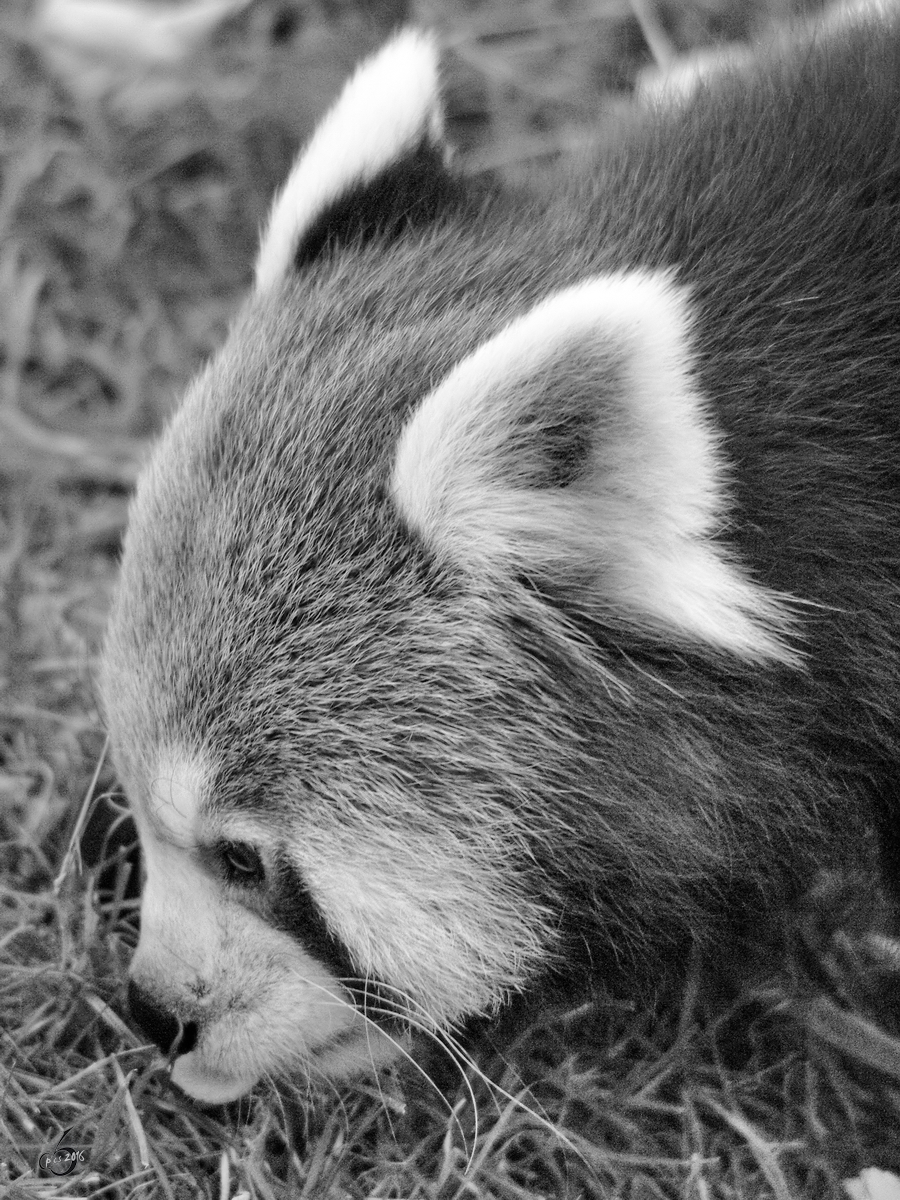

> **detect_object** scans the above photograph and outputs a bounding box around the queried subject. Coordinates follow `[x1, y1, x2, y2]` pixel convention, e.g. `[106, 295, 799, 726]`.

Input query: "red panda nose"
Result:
[128, 979, 199, 1057]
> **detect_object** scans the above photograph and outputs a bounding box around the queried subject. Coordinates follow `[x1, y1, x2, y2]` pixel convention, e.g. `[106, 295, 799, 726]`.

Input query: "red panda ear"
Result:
[392, 271, 801, 665]
[255, 29, 448, 293]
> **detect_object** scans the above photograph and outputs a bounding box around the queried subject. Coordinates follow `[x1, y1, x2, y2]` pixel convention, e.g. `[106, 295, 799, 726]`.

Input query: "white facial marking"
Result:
[254, 27, 443, 293]
[146, 747, 208, 845]
[288, 797, 554, 1030]
[130, 747, 404, 1101]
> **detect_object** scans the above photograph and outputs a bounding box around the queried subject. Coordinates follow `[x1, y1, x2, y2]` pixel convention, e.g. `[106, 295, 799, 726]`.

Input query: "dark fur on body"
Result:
[102, 15, 900, 1095]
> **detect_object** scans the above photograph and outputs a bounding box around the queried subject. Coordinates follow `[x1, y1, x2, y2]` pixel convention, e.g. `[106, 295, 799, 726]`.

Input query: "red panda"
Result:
[100, 10, 900, 1104]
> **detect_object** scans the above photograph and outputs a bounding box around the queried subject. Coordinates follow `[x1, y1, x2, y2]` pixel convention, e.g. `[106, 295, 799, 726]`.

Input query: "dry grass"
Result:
[2, 0, 900, 1195]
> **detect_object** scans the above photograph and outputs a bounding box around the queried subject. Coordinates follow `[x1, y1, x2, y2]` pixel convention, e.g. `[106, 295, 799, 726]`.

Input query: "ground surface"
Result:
[2, 0, 900, 1196]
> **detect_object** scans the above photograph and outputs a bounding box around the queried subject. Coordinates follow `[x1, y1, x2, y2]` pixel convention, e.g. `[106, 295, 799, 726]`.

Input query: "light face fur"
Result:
[101, 18, 900, 1102]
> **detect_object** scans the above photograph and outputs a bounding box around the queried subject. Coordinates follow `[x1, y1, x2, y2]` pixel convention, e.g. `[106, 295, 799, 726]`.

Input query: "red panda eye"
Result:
[220, 842, 265, 886]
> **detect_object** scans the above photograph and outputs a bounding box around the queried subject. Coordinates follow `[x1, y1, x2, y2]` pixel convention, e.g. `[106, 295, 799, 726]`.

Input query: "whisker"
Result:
[328, 975, 596, 1177]
[281, 968, 476, 1156]
[331, 974, 586, 1173]
[310, 975, 493, 1171]
[362, 969, 399, 1149]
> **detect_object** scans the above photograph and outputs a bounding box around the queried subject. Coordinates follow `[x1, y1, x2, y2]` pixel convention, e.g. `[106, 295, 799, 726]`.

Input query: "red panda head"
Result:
[100, 12, 898, 1102]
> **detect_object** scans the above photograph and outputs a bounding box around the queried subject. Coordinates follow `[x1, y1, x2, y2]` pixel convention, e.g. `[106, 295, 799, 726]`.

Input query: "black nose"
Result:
[128, 979, 199, 1057]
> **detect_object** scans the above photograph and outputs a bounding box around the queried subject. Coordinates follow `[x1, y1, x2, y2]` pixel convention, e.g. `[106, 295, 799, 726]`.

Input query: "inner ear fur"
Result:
[392, 271, 801, 666]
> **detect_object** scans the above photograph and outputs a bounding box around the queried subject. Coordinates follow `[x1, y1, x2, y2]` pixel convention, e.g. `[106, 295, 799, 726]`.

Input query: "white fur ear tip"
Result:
[518, 270, 691, 350]
[253, 26, 444, 295]
[374, 28, 440, 76]
[349, 26, 443, 136]
[377, 27, 440, 75]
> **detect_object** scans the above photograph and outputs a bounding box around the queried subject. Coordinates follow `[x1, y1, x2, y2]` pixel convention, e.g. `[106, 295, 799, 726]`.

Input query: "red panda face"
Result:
[101, 13, 900, 1101]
